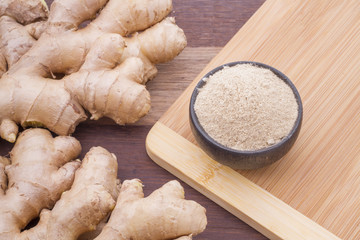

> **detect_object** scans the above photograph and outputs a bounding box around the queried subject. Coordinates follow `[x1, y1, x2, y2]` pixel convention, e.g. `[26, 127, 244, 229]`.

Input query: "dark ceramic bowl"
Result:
[189, 61, 303, 170]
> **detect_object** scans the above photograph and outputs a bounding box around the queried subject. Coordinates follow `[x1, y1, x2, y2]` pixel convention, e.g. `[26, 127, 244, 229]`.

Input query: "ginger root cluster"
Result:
[0, 0, 207, 239]
[0, 0, 186, 143]
[0, 129, 207, 239]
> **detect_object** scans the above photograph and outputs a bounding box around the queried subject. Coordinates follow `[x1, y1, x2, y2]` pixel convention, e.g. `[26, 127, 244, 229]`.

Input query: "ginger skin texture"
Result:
[0, 0, 48, 78]
[0, 129, 207, 240]
[0, 0, 48, 25]
[0, 129, 81, 239]
[95, 179, 207, 240]
[20, 146, 120, 240]
[0, 0, 187, 143]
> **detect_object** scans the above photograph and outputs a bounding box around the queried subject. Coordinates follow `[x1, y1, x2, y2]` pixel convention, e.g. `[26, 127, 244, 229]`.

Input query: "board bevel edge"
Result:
[146, 122, 340, 240]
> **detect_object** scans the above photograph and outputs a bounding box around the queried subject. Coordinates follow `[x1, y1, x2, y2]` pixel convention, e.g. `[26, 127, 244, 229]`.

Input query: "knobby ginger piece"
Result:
[0, 0, 48, 25]
[20, 147, 120, 240]
[0, 129, 207, 240]
[95, 179, 207, 240]
[0, 128, 81, 239]
[0, 0, 47, 78]
[0, 0, 187, 142]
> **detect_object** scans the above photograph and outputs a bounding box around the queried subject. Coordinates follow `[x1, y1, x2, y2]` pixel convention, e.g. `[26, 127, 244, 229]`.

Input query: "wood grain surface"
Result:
[0, 0, 268, 239]
[148, 0, 360, 239]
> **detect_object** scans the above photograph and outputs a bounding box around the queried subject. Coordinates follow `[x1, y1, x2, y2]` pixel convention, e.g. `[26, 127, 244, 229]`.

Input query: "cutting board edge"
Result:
[145, 122, 341, 240]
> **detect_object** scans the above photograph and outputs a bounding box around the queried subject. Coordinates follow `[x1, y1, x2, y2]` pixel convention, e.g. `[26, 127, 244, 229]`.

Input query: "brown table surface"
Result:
[0, 1, 269, 239]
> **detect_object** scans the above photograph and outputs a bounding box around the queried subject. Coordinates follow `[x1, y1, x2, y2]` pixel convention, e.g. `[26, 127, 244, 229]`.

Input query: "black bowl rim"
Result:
[189, 61, 303, 156]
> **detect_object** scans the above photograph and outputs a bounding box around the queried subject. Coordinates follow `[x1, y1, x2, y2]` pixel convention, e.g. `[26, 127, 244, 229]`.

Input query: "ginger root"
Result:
[0, 1, 205, 238]
[95, 179, 207, 240]
[0, 0, 48, 25]
[0, 128, 81, 239]
[0, 0, 186, 142]
[0, 0, 48, 77]
[0, 129, 207, 240]
[20, 146, 120, 240]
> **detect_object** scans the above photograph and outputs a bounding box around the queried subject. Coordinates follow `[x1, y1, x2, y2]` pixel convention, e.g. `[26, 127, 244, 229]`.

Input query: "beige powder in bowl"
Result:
[194, 63, 298, 151]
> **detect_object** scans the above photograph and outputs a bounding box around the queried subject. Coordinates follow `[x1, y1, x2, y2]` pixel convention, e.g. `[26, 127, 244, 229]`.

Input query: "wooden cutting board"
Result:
[146, 0, 360, 239]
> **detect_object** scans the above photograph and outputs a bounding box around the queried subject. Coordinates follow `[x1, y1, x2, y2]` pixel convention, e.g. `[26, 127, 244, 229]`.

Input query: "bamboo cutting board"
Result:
[146, 0, 360, 239]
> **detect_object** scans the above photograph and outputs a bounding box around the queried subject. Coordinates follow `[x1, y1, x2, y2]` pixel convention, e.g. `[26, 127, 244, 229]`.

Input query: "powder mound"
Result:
[194, 64, 298, 151]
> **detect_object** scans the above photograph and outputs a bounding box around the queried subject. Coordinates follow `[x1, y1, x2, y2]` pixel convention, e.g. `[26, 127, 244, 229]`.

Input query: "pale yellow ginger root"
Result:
[89, 0, 173, 35]
[0, 129, 207, 239]
[0, 128, 81, 239]
[0, 0, 48, 25]
[20, 147, 120, 240]
[0, 0, 48, 77]
[95, 179, 207, 240]
[0, 0, 187, 142]
[0, 118, 18, 143]
[0, 16, 35, 73]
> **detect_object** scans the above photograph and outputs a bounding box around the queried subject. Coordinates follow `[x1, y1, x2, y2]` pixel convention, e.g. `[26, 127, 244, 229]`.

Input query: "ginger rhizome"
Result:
[20, 146, 120, 240]
[0, 0, 48, 77]
[0, 129, 207, 240]
[0, 129, 81, 239]
[95, 179, 207, 240]
[0, 1, 206, 239]
[0, 0, 187, 142]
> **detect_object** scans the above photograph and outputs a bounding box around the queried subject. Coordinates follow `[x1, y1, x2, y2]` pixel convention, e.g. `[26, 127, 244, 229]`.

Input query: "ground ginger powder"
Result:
[194, 64, 298, 151]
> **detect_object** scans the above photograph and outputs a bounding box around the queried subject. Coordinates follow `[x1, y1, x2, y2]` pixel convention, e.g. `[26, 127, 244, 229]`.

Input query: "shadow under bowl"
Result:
[189, 61, 303, 170]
